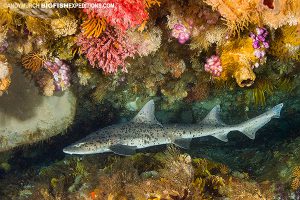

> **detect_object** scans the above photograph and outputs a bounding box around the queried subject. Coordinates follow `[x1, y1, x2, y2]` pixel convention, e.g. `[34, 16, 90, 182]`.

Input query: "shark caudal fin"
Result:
[237, 103, 283, 140]
[271, 103, 283, 118]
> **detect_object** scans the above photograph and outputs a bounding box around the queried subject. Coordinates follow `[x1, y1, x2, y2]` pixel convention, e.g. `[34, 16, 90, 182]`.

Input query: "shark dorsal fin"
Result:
[131, 100, 162, 125]
[201, 105, 226, 126]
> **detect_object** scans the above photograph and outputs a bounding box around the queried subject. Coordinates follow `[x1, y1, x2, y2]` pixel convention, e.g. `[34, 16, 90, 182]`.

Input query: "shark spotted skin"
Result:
[63, 100, 283, 156]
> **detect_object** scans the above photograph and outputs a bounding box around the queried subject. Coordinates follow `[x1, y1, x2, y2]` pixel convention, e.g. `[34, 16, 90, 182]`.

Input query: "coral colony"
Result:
[77, 27, 137, 74]
[83, 0, 149, 31]
[44, 58, 71, 91]
[204, 55, 222, 77]
[171, 23, 192, 44]
[250, 27, 269, 68]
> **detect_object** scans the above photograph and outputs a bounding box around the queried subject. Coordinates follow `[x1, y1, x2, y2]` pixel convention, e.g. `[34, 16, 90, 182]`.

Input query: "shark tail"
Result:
[237, 103, 283, 140]
[271, 103, 283, 118]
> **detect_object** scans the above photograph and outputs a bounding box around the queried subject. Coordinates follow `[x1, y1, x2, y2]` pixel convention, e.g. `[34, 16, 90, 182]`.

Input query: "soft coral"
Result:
[83, 0, 149, 31]
[77, 27, 137, 74]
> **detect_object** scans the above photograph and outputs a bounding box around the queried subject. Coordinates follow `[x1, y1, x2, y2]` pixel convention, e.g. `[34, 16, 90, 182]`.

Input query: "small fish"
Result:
[63, 100, 283, 156]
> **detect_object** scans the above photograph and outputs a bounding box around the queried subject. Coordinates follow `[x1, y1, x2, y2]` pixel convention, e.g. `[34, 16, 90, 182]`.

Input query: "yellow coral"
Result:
[144, 0, 161, 8]
[204, 0, 260, 35]
[270, 25, 300, 61]
[219, 37, 257, 87]
[25, 16, 52, 36]
[50, 15, 78, 37]
[81, 17, 107, 38]
[0, 8, 14, 29]
[21, 52, 45, 73]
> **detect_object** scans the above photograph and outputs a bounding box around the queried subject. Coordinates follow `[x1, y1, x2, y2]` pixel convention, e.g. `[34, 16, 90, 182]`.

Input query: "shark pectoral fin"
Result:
[212, 133, 228, 142]
[172, 138, 192, 149]
[201, 105, 226, 126]
[131, 100, 162, 126]
[109, 144, 137, 156]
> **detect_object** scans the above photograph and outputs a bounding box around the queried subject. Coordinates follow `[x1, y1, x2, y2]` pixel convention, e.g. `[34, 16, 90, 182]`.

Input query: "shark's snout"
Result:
[63, 145, 77, 155]
[63, 142, 88, 155]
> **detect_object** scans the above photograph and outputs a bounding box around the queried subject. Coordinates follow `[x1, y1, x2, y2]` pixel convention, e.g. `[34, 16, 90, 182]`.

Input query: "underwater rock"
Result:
[0, 67, 76, 152]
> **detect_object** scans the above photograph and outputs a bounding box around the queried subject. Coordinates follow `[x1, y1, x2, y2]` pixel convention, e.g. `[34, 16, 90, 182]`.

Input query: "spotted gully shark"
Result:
[63, 100, 283, 156]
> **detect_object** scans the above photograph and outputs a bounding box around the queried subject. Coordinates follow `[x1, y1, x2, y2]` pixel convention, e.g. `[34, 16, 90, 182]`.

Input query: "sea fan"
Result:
[81, 17, 107, 38]
[21, 52, 45, 73]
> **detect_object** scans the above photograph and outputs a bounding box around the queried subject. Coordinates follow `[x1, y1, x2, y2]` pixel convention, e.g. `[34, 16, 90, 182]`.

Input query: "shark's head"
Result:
[63, 140, 105, 155]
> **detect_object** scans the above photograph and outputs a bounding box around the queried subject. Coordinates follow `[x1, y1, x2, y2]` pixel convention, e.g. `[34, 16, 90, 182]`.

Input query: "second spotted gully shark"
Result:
[63, 100, 283, 156]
